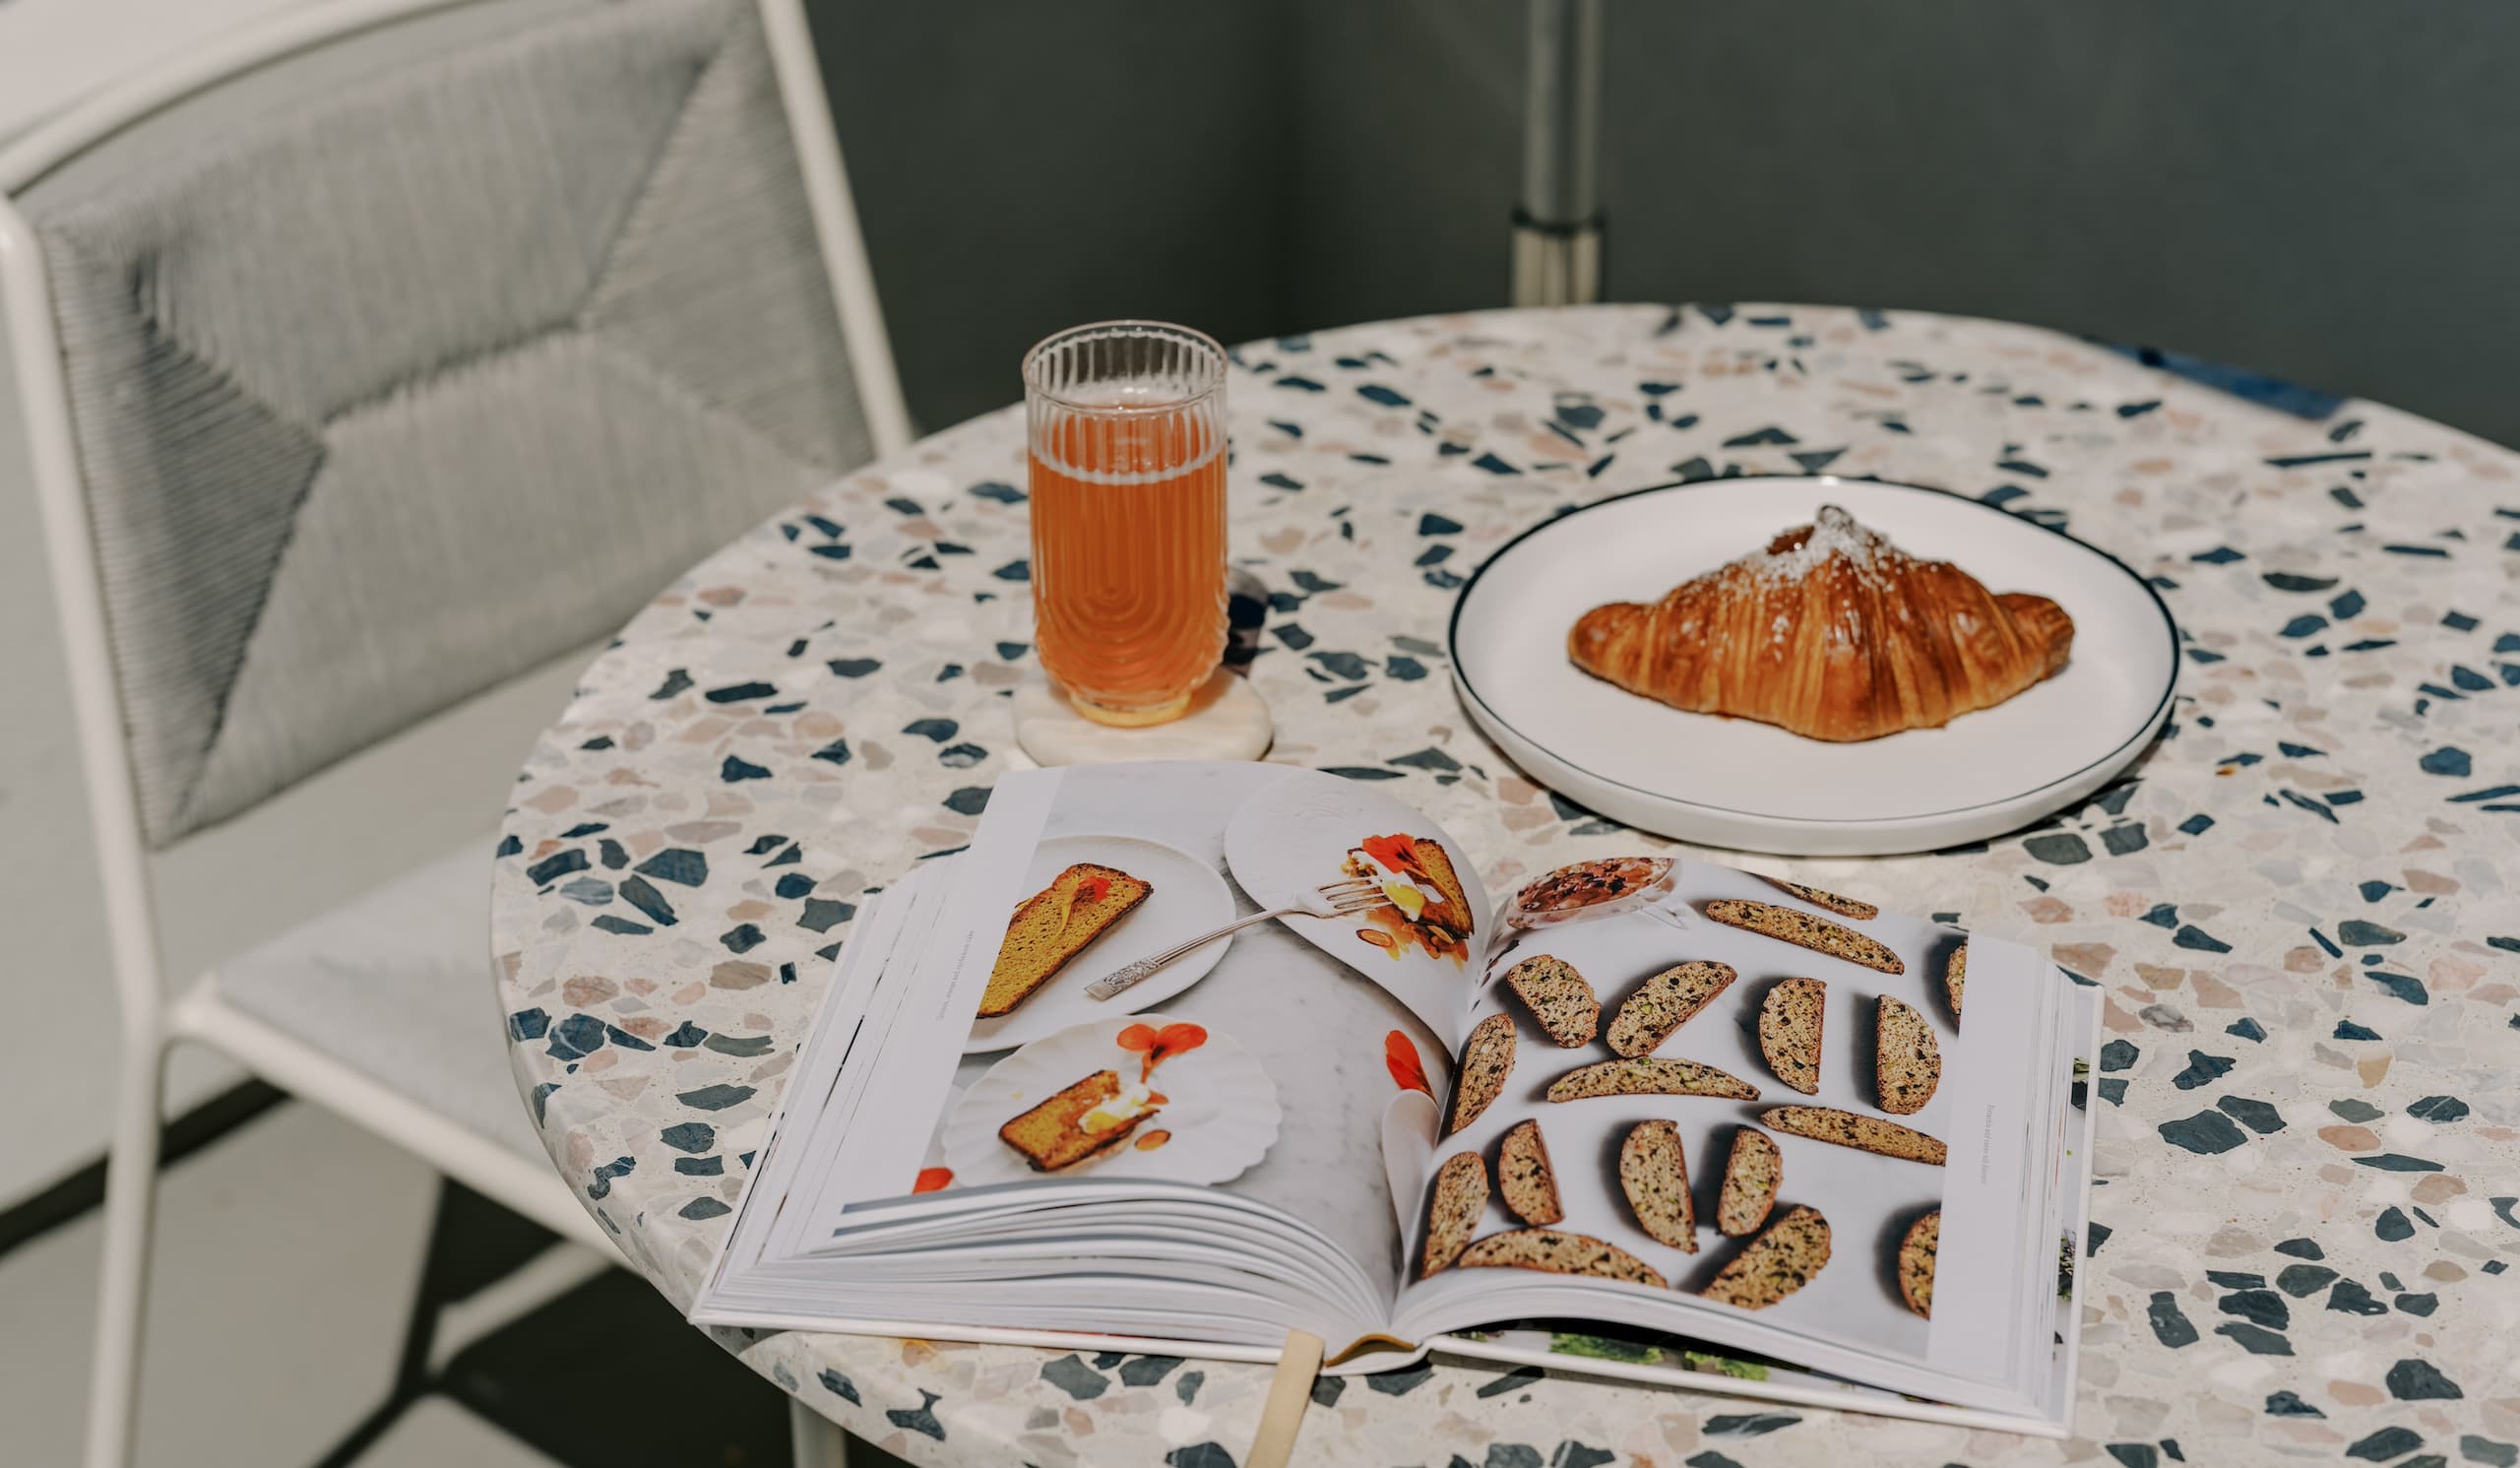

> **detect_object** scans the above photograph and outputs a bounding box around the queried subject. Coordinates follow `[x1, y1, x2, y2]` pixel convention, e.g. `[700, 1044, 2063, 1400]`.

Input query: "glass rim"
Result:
[1022, 319, 1228, 414]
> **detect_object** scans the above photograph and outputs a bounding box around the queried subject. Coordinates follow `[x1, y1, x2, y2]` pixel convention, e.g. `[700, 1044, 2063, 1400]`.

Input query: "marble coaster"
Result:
[1013, 670, 1274, 767]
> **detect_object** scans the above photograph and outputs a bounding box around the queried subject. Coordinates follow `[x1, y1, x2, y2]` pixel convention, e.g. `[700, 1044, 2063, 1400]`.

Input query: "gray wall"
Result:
[1592, 3, 2520, 446]
[1284, 0, 1522, 333]
[827, 0, 2520, 448]
[814, 1, 1294, 433]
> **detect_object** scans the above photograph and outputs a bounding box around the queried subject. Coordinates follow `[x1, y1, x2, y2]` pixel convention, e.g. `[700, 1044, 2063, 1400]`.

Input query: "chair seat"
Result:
[215, 840, 545, 1164]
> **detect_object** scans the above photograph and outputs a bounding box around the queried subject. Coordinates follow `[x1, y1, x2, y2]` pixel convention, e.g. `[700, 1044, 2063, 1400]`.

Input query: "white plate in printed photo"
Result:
[1448, 476, 2179, 856]
[1223, 768, 1490, 1040]
[965, 834, 1237, 1055]
[943, 1014, 1282, 1187]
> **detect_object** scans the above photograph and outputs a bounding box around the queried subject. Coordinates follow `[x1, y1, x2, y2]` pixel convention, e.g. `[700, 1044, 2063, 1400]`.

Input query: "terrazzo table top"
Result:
[491, 304, 2520, 1468]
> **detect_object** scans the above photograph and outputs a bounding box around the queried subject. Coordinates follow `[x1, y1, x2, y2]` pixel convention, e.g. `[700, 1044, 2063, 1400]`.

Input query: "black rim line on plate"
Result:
[1441, 475, 2185, 828]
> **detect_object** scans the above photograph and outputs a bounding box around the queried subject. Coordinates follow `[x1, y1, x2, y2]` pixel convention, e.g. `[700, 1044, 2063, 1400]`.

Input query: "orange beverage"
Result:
[1023, 322, 1229, 726]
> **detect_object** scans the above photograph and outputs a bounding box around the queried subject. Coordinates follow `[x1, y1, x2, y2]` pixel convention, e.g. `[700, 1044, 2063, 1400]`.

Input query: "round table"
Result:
[492, 304, 2519, 1467]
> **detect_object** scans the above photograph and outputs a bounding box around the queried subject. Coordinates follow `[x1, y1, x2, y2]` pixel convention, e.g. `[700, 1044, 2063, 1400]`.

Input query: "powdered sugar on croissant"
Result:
[1567, 505, 2074, 741]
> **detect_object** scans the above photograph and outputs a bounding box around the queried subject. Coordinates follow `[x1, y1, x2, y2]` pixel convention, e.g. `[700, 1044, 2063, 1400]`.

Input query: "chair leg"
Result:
[83, 1029, 168, 1468]
[789, 1398, 852, 1468]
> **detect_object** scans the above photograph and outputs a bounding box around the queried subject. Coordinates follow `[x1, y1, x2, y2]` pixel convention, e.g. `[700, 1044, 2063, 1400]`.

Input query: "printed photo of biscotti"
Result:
[1702, 898, 1904, 975]
[1545, 1056, 1759, 1103]
[1420, 1152, 1489, 1278]
[1875, 995, 1941, 1115]
[1606, 960, 1735, 1056]
[1757, 977, 1825, 1095]
[979, 862, 1152, 1017]
[1899, 1209, 1939, 1317]
[1446, 1013, 1518, 1134]
[1761, 1106, 1947, 1165]
[1759, 876, 1880, 921]
[1618, 1119, 1695, 1251]
[1717, 1125, 1781, 1237]
[1700, 1204, 1832, 1309]
[1497, 1118, 1564, 1226]
[1502, 954, 1600, 1048]
[1455, 1229, 1668, 1289]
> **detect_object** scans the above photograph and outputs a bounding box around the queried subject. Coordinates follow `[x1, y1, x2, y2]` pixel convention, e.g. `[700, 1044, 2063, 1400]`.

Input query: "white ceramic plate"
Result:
[965, 834, 1237, 1054]
[943, 1014, 1281, 1187]
[1222, 768, 1491, 1040]
[1449, 477, 2178, 856]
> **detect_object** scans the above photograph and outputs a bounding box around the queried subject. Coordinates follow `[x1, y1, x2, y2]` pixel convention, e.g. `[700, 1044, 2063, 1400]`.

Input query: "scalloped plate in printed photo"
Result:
[942, 1015, 1280, 1188]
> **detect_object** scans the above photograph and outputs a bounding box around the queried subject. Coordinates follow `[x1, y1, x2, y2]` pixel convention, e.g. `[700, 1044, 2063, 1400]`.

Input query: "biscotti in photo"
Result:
[1496, 1119, 1563, 1226]
[1618, 1119, 1695, 1251]
[1760, 876, 1879, 921]
[1758, 977, 1825, 1095]
[1717, 1125, 1782, 1237]
[1703, 898, 1904, 975]
[1455, 1229, 1667, 1289]
[1899, 1209, 1939, 1317]
[1446, 1013, 1518, 1134]
[1502, 954, 1600, 1048]
[1701, 1205, 1832, 1309]
[1421, 1152, 1489, 1277]
[1546, 1056, 1758, 1103]
[1761, 1106, 1946, 1165]
[1606, 960, 1735, 1056]
[1875, 995, 1941, 1115]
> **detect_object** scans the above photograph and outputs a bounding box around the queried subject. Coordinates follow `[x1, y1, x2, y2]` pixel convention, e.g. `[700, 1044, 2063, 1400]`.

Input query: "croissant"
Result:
[1568, 505, 2074, 741]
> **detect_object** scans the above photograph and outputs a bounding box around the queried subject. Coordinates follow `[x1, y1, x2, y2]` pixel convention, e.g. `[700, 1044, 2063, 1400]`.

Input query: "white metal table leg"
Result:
[789, 1398, 852, 1467]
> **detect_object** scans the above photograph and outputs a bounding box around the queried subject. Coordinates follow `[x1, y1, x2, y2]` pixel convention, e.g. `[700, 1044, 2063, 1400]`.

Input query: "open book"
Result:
[695, 761, 2102, 1435]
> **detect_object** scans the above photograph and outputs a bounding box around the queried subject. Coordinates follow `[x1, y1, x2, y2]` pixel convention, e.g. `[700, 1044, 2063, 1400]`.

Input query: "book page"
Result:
[797, 761, 1492, 1308]
[1391, 859, 2062, 1408]
[1433, 979, 2104, 1436]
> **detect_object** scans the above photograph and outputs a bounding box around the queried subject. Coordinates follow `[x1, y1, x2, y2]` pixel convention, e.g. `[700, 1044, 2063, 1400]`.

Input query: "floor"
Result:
[0, 1097, 910, 1468]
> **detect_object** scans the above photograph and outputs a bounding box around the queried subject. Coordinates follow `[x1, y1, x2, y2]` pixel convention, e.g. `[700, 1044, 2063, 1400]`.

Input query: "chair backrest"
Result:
[1, 0, 906, 850]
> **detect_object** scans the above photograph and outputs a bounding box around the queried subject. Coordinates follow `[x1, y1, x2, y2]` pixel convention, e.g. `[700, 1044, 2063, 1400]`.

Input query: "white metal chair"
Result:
[0, 1, 909, 1462]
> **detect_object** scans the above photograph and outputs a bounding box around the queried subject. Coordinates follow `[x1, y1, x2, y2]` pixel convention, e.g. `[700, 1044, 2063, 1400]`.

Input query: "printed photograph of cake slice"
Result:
[1224, 769, 1494, 1040]
[966, 832, 1237, 1054]
[943, 1014, 1281, 1187]
[998, 1068, 1167, 1172]
[979, 862, 1151, 1019]
[1341, 833, 1478, 964]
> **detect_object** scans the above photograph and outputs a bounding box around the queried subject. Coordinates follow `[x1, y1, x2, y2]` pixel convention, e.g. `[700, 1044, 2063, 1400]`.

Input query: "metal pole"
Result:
[790, 1401, 853, 1467]
[1513, 0, 1604, 307]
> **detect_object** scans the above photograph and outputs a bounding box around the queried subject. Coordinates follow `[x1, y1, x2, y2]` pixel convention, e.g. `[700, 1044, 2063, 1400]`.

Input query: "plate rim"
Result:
[961, 831, 1237, 1054]
[1445, 475, 2182, 828]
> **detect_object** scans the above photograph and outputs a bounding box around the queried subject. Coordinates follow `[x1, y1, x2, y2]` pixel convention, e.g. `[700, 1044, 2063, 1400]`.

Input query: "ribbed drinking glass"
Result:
[1022, 321, 1229, 727]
